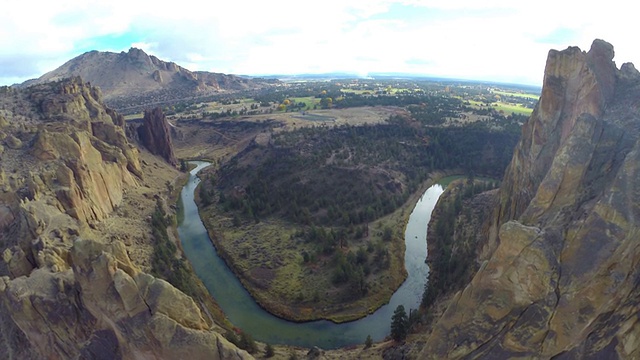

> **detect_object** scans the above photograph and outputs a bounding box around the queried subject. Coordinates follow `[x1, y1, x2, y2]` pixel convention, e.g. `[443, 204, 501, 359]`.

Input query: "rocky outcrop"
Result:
[20, 48, 277, 113]
[420, 39, 640, 359]
[138, 107, 178, 166]
[0, 77, 250, 359]
[0, 77, 146, 309]
[19, 77, 143, 226]
[0, 239, 252, 360]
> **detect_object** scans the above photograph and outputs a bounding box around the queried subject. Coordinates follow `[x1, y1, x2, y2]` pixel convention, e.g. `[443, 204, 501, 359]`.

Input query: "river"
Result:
[178, 161, 445, 349]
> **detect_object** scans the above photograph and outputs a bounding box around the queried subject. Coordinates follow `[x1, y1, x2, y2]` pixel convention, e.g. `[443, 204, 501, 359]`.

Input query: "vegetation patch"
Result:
[150, 198, 197, 297]
[422, 176, 498, 309]
[195, 115, 518, 321]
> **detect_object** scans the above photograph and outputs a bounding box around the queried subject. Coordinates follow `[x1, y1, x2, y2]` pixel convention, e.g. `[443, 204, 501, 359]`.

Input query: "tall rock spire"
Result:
[421, 39, 640, 359]
[139, 107, 178, 166]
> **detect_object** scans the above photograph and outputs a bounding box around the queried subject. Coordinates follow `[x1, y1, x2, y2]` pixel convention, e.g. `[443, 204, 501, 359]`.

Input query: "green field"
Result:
[466, 99, 532, 116]
[491, 90, 539, 100]
[341, 87, 409, 95]
[340, 89, 374, 95]
[491, 102, 533, 116]
[290, 96, 320, 109]
[124, 113, 143, 120]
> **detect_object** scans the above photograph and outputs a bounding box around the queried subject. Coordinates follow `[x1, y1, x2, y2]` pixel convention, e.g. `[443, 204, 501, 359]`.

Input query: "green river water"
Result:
[178, 161, 445, 349]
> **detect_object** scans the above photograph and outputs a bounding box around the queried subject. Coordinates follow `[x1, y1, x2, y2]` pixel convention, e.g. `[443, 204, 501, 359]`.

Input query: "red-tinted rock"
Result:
[138, 107, 177, 166]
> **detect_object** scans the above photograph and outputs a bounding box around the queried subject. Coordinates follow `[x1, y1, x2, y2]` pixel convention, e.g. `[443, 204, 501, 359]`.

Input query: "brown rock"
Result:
[2, 246, 34, 278]
[0, 239, 253, 359]
[421, 39, 640, 359]
[152, 69, 163, 83]
[0, 205, 12, 236]
[4, 134, 22, 149]
[138, 107, 178, 166]
[19, 48, 274, 113]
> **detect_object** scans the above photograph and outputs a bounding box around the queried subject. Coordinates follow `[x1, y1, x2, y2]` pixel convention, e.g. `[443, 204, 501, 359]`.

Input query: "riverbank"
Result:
[423, 177, 498, 309]
[178, 162, 449, 348]
[167, 162, 232, 331]
[194, 167, 457, 323]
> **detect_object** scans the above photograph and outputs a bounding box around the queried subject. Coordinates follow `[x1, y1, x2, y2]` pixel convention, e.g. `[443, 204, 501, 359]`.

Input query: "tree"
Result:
[382, 226, 393, 242]
[364, 334, 373, 349]
[265, 343, 275, 358]
[319, 97, 332, 109]
[225, 331, 239, 346]
[199, 183, 212, 206]
[239, 331, 258, 353]
[390, 305, 408, 342]
[232, 214, 241, 227]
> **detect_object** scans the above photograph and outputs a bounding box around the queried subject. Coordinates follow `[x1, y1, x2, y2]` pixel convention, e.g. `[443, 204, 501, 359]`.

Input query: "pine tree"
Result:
[265, 343, 275, 358]
[390, 305, 408, 342]
[239, 331, 258, 353]
[364, 334, 373, 349]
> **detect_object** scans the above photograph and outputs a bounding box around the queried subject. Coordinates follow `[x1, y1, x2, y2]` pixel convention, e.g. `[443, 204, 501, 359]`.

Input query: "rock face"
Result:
[0, 239, 252, 360]
[421, 39, 640, 359]
[138, 107, 178, 166]
[0, 77, 250, 359]
[0, 77, 143, 247]
[20, 48, 277, 112]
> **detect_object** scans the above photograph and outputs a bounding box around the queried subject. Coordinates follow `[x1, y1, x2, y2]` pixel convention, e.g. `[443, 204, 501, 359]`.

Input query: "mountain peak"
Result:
[21, 49, 275, 113]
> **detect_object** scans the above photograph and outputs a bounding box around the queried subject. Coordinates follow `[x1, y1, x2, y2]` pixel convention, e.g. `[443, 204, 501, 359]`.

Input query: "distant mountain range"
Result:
[20, 48, 277, 112]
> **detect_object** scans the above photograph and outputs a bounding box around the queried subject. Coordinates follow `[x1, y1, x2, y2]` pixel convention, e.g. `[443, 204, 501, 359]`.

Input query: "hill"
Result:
[20, 48, 277, 113]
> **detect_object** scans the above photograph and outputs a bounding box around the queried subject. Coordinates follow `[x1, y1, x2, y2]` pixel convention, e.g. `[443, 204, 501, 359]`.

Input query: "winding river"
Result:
[178, 161, 445, 349]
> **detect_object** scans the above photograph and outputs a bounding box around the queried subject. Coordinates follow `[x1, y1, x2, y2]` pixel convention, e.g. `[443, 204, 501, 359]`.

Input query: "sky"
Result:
[1, 0, 638, 87]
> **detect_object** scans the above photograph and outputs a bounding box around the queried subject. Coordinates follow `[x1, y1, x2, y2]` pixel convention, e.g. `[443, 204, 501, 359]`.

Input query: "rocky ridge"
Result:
[420, 40, 640, 359]
[0, 78, 251, 359]
[20, 48, 276, 113]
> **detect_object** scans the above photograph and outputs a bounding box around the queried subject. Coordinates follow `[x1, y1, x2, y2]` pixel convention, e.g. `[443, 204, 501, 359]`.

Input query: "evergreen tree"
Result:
[265, 343, 275, 358]
[239, 331, 258, 353]
[390, 305, 408, 342]
[364, 334, 373, 349]
[225, 331, 239, 346]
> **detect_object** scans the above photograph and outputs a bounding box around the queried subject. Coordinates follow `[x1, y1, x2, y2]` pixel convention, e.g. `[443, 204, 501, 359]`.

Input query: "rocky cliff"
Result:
[1, 239, 251, 360]
[138, 107, 178, 166]
[20, 48, 276, 113]
[420, 39, 640, 359]
[0, 78, 251, 359]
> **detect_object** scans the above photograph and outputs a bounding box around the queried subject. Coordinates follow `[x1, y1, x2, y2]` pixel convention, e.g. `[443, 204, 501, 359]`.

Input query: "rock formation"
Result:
[420, 39, 640, 359]
[0, 77, 250, 359]
[138, 107, 178, 166]
[20, 48, 277, 112]
[0, 239, 252, 360]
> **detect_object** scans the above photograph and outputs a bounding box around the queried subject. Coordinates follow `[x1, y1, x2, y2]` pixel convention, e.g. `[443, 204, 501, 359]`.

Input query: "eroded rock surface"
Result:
[19, 47, 276, 113]
[0, 77, 250, 359]
[421, 39, 640, 359]
[1, 239, 252, 360]
[138, 107, 178, 166]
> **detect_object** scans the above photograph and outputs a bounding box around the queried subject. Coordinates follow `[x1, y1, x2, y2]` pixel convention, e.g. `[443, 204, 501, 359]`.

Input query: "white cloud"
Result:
[1, 0, 639, 86]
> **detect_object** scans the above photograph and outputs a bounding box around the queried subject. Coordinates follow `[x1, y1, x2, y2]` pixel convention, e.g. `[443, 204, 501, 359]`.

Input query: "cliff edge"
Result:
[0, 78, 251, 359]
[421, 39, 640, 359]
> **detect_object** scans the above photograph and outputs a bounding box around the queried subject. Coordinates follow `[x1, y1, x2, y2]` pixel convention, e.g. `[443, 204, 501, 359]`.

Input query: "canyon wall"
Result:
[421, 39, 640, 359]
